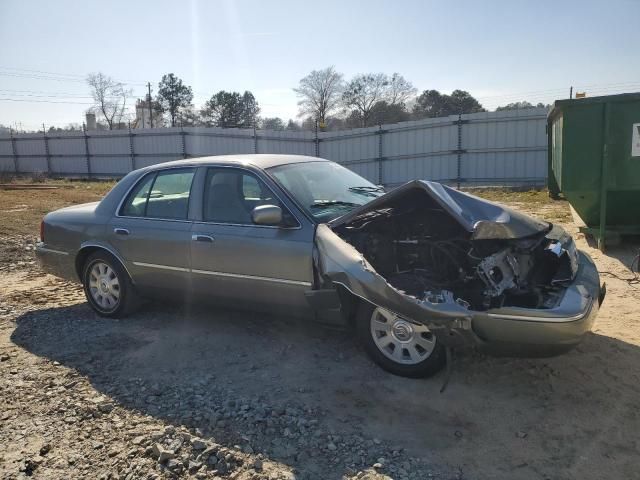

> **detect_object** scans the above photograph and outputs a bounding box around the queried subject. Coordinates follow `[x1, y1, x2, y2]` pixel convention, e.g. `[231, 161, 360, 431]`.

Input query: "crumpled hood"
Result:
[329, 180, 550, 241]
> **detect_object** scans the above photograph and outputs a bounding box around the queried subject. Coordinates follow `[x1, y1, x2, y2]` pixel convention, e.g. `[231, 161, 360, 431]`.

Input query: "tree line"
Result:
[80, 68, 550, 132]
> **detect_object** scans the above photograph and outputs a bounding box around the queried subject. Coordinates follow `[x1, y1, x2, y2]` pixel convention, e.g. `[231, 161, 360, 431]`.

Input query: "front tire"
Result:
[356, 303, 446, 378]
[82, 251, 137, 318]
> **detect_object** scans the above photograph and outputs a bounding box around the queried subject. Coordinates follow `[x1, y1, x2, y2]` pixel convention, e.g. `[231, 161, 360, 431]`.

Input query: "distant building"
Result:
[133, 99, 162, 129]
[85, 112, 97, 130]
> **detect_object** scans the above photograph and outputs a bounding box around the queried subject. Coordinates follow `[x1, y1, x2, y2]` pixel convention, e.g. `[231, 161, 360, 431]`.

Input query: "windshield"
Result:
[268, 161, 385, 222]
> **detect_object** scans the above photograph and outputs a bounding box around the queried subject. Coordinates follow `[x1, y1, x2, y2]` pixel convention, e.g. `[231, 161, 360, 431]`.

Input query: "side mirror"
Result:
[251, 205, 283, 226]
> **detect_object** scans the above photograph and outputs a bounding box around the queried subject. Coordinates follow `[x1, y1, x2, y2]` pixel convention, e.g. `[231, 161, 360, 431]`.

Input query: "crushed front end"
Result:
[315, 181, 605, 354]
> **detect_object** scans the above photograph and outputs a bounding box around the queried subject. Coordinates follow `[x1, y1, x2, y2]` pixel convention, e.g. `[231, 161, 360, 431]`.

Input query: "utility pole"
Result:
[147, 82, 154, 128]
[569, 86, 573, 99]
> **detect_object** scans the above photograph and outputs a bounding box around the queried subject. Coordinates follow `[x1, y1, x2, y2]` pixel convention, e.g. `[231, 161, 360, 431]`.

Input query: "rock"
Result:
[216, 460, 229, 474]
[188, 460, 203, 473]
[93, 442, 104, 450]
[373, 463, 384, 470]
[166, 458, 183, 473]
[191, 438, 207, 450]
[0, 353, 9, 362]
[151, 443, 175, 463]
[132, 436, 146, 446]
[516, 431, 528, 439]
[454, 430, 463, 438]
[97, 402, 114, 413]
[149, 431, 164, 441]
[252, 458, 263, 471]
[327, 442, 337, 451]
[39, 444, 51, 456]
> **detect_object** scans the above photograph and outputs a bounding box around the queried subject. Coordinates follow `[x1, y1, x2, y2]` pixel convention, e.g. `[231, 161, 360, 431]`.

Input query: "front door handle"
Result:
[114, 228, 130, 235]
[192, 234, 214, 243]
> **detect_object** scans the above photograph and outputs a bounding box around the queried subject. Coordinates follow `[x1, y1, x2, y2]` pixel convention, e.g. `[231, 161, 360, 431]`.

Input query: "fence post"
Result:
[376, 124, 385, 186]
[43, 123, 51, 175]
[453, 114, 468, 189]
[253, 126, 258, 154]
[10, 128, 19, 174]
[180, 127, 187, 159]
[82, 123, 92, 177]
[128, 122, 135, 172]
[314, 120, 319, 157]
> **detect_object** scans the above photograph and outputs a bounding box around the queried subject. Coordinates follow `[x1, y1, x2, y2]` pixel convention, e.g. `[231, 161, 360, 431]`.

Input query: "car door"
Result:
[190, 166, 314, 315]
[108, 167, 196, 296]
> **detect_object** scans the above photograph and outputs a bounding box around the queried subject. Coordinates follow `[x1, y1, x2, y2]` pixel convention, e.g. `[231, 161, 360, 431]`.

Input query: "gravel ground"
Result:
[1, 186, 639, 480]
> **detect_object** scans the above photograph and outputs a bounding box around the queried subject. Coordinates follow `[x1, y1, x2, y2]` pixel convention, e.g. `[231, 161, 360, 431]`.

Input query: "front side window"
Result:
[203, 168, 294, 225]
[120, 168, 195, 220]
[268, 161, 384, 223]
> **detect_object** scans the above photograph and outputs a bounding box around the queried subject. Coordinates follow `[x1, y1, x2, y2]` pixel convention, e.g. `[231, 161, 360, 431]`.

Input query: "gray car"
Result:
[36, 155, 605, 378]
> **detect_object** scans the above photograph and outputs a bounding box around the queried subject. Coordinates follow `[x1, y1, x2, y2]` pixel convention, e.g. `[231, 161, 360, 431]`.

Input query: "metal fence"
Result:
[0, 107, 548, 187]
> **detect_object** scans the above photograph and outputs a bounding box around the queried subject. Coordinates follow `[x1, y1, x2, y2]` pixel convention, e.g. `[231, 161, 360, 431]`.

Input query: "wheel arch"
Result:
[75, 243, 134, 283]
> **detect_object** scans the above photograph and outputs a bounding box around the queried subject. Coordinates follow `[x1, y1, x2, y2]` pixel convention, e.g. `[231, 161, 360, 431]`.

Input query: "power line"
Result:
[0, 97, 95, 105]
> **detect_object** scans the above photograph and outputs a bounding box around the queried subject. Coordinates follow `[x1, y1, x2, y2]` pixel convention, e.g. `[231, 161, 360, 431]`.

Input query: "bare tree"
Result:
[342, 73, 390, 127]
[86, 73, 130, 130]
[387, 73, 417, 106]
[293, 66, 344, 126]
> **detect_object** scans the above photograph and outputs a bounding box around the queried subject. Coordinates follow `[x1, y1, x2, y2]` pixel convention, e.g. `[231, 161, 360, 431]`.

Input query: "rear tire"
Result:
[82, 251, 138, 318]
[356, 302, 446, 378]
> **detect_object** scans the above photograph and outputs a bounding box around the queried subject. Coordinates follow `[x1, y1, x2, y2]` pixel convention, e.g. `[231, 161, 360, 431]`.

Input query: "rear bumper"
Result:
[472, 251, 604, 356]
[35, 242, 78, 282]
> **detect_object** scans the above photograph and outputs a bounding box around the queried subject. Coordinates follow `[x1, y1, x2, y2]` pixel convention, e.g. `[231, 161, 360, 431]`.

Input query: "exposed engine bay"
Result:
[330, 183, 578, 312]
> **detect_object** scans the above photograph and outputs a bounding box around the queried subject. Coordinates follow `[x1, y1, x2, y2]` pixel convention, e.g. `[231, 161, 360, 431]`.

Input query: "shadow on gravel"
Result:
[11, 302, 640, 480]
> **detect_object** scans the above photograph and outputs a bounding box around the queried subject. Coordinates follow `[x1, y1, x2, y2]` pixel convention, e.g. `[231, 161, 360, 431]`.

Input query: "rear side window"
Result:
[120, 174, 154, 217]
[120, 168, 195, 220]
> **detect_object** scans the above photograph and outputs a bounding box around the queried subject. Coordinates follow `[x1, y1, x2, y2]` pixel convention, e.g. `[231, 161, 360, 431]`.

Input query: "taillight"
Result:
[40, 220, 45, 242]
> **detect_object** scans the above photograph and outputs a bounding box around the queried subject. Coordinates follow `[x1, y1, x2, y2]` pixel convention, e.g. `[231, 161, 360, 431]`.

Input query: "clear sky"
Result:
[1, 0, 638, 130]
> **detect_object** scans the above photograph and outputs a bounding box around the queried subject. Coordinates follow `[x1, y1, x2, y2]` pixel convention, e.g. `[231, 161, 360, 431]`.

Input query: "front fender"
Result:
[314, 224, 478, 347]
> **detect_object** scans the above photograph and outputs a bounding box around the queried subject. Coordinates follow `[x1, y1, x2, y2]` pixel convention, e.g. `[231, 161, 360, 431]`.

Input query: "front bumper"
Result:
[472, 250, 604, 356]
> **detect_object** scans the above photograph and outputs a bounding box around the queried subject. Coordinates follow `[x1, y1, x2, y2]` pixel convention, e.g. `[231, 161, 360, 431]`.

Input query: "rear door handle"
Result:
[192, 234, 214, 243]
[114, 228, 129, 235]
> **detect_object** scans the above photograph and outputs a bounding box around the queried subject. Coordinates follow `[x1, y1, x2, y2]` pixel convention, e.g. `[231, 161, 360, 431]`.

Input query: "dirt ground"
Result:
[1, 181, 639, 480]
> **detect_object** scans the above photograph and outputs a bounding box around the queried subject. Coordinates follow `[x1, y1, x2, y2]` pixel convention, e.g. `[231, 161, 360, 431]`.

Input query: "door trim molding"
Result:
[192, 268, 311, 286]
[133, 261, 190, 272]
[132, 262, 311, 286]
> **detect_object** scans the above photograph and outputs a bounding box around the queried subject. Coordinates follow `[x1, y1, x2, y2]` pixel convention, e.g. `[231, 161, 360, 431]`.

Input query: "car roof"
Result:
[140, 154, 328, 172]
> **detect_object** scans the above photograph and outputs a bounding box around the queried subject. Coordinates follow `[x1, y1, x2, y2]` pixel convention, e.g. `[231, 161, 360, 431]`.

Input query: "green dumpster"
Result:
[548, 93, 640, 250]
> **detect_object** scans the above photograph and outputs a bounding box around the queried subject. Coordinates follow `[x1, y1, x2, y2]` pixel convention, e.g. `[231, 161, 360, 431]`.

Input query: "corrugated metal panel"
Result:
[0, 139, 14, 156]
[134, 131, 182, 155]
[0, 158, 14, 172]
[461, 150, 546, 185]
[348, 161, 379, 184]
[134, 155, 184, 169]
[15, 137, 45, 156]
[50, 157, 87, 174]
[89, 133, 130, 155]
[185, 127, 255, 156]
[382, 154, 458, 186]
[48, 136, 85, 155]
[320, 127, 379, 165]
[16, 156, 48, 172]
[256, 130, 315, 155]
[89, 156, 133, 175]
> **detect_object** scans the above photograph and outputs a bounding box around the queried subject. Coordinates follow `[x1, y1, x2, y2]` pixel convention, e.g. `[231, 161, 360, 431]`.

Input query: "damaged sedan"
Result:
[36, 155, 605, 378]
